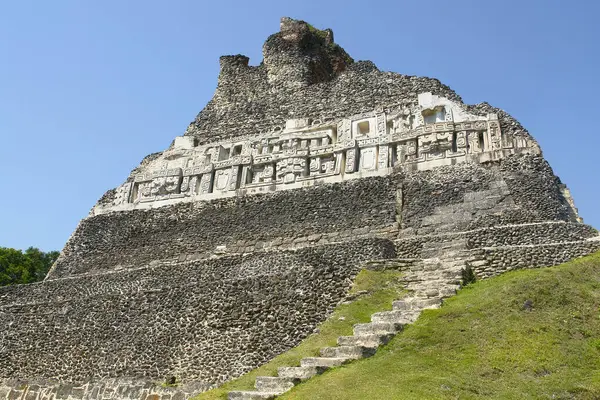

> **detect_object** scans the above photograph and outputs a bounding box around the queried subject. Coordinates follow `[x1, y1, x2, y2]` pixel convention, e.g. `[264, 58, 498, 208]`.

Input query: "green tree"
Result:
[24, 247, 59, 281]
[0, 247, 59, 286]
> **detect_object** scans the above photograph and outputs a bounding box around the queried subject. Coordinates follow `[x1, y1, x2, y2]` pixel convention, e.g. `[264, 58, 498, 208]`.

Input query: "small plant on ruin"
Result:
[461, 264, 477, 287]
[161, 376, 178, 388]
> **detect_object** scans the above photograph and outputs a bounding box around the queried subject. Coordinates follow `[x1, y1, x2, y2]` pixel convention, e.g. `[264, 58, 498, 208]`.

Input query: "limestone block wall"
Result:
[496, 154, 577, 223]
[1, 153, 597, 399]
[466, 222, 597, 248]
[394, 237, 425, 259]
[0, 239, 395, 390]
[394, 221, 597, 260]
[394, 223, 599, 278]
[398, 154, 577, 235]
[49, 177, 397, 278]
[472, 239, 600, 278]
[52, 153, 577, 280]
[393, 153, 597, 267]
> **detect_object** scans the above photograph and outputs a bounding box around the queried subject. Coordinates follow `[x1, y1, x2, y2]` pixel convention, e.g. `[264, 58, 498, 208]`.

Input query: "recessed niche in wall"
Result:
[358, 120, 370, 135]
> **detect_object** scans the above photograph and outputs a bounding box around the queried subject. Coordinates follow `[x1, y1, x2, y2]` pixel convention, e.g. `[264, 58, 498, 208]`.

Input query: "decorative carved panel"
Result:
[214, 169, 231, 191]
[360, 147, 377, 171]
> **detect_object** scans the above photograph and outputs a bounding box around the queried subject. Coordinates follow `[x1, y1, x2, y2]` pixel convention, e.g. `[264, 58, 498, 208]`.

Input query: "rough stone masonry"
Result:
[1, 17, 598, 400]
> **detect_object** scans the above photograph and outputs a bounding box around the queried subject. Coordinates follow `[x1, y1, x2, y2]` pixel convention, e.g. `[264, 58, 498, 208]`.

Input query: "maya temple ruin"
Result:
[1, 17, 599, 400]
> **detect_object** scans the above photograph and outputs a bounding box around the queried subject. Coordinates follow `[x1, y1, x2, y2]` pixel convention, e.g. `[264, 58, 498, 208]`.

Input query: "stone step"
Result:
[404, 277, 455, 285]
[353, 321, 403, 336]
[393, 297, 442, 311]
[420, 266, 464, 274]
[254, 376, 297, 393]
[228, 391, 279, 400]
[422, 257, 441, 264]
[387, 260, 420, 267]
[447, 279, 463, 286]
[442, 259, 469, 267]
[406, 279, 450, 286]
[440, 274, 465, 283]
[405, 274, 461, 283]
[439, 250, 470, 259]
[300, 357, 351, 368]
[371, 310, 420, 324]
[421, 261, 441, 270]
[277, 366, 326, 381]
[419, 261, 469, 269]
[337, 333, 394, 348]
[419, 269, 458, 276]
[409, 288, 447, 298]
[422, 250, 469, 259]
[439, 285, 459, 297]
[422, 266, 465, 274]
[442, 264, 467, 271]
[320, 345, 377, 359]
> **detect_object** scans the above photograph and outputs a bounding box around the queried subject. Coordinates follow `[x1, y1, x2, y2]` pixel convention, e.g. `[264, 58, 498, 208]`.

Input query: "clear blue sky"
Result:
[1, 0, 598, 252]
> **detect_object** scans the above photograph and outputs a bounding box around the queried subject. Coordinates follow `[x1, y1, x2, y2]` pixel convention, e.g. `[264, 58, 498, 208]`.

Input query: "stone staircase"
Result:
[405, 237, 469, 298]
[227, 296, 442, 400]
[227, 238, 470, 399]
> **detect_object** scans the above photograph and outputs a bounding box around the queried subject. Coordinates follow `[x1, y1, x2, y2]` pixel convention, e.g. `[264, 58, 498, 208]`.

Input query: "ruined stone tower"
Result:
[1, 18, 598, 400]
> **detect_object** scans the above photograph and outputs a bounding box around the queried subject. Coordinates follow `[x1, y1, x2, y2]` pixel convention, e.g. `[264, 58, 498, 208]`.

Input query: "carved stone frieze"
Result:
[378, 145, 389, 170]
[360, 147, 378, 171]
[276, 157, 307, 184]
[114, 183, 133, 206]
[345, 148, 357, 173]
[96, 93, 539, 213]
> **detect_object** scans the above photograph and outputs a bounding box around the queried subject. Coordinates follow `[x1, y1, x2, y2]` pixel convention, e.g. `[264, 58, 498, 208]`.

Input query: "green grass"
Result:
[280, 252, 600, 400]
[194, 269, 407, 400]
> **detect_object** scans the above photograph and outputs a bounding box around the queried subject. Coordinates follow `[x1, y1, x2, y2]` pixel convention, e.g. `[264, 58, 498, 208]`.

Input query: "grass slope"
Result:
[194, 269, 406, 400]
[281, 252, 600, 400]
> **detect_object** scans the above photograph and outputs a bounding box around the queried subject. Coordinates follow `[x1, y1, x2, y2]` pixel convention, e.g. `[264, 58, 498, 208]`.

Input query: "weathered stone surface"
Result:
[254, 377, 297, 393]
[300, 357, 350, 368]
[50, 176, 398, 278]
[88, 19, 541, 217]
[319, 346, 376, 359]
[276, 366, 325, 381]
[0, 240, 394, 388]
[184, 19, 531, 150]
[353, 322, 404, 336]
[337, 334, 394, 348]
[0, 16, 598, 400]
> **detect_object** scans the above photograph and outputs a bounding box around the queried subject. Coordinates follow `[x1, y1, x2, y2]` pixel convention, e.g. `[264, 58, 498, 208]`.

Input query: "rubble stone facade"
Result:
[1, 18, 597, 399]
